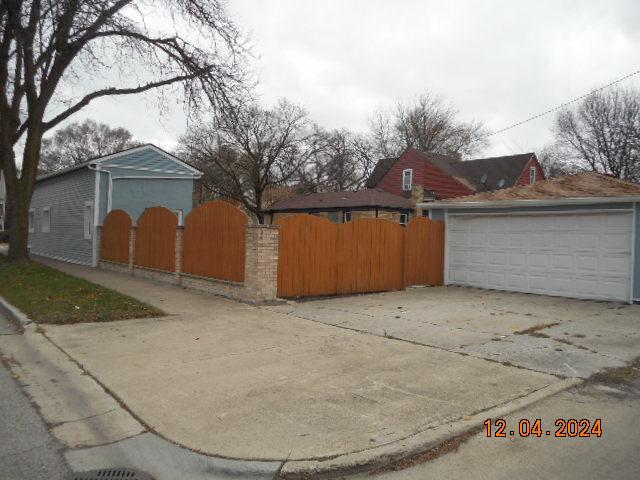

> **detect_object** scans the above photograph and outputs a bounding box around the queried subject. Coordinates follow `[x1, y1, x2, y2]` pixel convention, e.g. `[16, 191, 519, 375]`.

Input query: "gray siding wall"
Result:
[100, 148, 196, 175]
[635, 203, 640, 301]
[29, 168, 95, 265]
[110, 176, 194, 223]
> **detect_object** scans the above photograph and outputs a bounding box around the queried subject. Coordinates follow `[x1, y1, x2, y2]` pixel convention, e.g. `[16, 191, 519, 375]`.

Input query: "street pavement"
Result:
[360, 364, 640, 480]
[0, 313, 71, 480]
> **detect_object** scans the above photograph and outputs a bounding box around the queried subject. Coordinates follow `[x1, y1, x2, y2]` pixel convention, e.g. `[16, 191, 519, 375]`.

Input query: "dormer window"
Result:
[529, 166, 537, 184]
[402, 169, 413, 191]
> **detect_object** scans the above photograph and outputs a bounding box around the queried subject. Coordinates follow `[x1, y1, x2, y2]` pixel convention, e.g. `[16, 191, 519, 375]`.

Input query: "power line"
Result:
[488, 68, 640, 137]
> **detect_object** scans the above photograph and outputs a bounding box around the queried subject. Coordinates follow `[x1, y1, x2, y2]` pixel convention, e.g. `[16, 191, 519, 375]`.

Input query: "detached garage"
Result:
[422, 172, 640, 303]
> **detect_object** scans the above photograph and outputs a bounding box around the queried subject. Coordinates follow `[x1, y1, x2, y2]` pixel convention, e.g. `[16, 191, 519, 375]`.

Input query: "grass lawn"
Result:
[0, 256, 163, 324]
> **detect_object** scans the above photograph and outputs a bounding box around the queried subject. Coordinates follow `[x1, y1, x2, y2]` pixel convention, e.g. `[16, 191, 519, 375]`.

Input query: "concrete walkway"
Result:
[26, 260, 573, 476]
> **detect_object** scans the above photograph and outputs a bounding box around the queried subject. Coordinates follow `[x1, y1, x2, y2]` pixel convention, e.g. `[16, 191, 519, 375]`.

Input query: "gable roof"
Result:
[432, 172, 640, 205]
[448, 153, 536, 191]
[267, 189, 414, 211]
[406, 149, 475, 199]
[366, 157, 397, 188]
[366, 149, 538, 194]
[36, 144, 201, 182]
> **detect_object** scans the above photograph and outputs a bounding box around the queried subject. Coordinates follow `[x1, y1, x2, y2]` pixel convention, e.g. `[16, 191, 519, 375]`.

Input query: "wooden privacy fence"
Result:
[404, 217, 445, 286]
[182, 201, 248, 282]
[134, 206, 178, 272]
[100, 210, 132, 264]
[277, 215, 444, 298]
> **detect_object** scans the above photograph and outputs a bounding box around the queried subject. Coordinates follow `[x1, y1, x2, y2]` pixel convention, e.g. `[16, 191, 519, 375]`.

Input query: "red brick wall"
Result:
[515, 157, 546, 186]
[377, 150, 426, 196]
[376, 149, 473, 199]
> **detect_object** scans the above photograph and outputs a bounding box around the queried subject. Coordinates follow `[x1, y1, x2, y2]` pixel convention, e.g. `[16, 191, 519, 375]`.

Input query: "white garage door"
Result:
[448, 211, 633, 302]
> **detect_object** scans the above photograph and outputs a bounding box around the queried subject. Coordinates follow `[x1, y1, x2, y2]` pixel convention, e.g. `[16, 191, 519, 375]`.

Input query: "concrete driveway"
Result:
[270, 287, 640, 379]
[38, 263, 640, 473]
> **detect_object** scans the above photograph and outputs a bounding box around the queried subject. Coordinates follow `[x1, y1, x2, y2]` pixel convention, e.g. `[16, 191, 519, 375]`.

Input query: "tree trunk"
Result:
[8, 191, 29, 260]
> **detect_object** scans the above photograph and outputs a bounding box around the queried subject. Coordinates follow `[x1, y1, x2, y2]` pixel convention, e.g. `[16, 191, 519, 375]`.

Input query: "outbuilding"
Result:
[28, 144, 201, 266]
[422, 172, 640, 303]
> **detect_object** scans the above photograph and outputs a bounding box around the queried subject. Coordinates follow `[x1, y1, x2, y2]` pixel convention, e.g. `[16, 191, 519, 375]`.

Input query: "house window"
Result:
[328, 211, 339, 223]
[399, 213, 408, 225]
[28, 209, 35, 233]
[402, 169, 413, 191]
[83, 202, 94, 240]
[42, 207, 51, 233]
[343, 210, 352, 222]
[529, 166, 537, 184]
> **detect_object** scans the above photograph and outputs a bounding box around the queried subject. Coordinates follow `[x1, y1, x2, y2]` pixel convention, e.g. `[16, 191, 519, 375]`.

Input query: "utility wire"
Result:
[488, 68, 640, 137]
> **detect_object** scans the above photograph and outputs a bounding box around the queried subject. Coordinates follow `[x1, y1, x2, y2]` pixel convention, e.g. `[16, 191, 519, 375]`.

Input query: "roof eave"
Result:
[419, 195, 640, 209]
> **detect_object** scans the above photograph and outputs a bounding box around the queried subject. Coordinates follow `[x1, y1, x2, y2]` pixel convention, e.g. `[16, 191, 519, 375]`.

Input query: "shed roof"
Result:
[438, 172, 640, 203]
[267, 189, 414, 211]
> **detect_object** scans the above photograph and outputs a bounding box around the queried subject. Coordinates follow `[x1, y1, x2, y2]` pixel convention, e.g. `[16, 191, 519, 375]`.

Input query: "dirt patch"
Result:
[369, 426, 484, 474]
[586, 358, 640, 386]
[514, 322, 560, 336]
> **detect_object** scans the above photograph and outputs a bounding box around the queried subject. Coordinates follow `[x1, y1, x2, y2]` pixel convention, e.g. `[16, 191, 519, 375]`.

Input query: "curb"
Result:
[279, 378, 581, 479]
[0, 296, 32, 328]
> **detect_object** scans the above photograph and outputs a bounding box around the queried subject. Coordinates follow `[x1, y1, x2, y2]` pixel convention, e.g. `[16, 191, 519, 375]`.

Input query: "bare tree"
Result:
[298, 127, 376, 193]
[178, 99, 312, 223]
[40, 119, 138, 172]
[370, 93, 488, 158]
[0, 0, 248, 260]
[552, 86, 640, 181]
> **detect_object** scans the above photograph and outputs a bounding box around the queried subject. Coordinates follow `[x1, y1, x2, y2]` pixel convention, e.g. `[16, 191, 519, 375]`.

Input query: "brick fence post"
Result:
[128, 226, 136, 275]
[175, 225, 184, 284]
[244, 224, 279, 303]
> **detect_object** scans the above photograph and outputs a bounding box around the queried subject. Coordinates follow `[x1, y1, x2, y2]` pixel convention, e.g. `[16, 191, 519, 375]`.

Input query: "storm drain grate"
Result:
[70, 468, 155, 480]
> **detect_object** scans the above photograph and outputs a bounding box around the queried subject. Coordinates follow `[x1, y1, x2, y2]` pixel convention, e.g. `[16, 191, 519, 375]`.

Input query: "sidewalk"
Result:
[9, 259, 572, 476]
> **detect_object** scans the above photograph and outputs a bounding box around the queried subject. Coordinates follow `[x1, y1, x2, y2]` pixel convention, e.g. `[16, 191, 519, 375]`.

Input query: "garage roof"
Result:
[267, 189, 414, 211]
[422, 172, 640, 208]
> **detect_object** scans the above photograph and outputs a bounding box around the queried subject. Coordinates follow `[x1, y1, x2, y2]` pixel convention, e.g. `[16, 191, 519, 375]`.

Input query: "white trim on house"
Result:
[402, 169, 413, 191]
[443, 209, 450, 285]
[28, 208, 35, 233]
[84, 201, 94, 241]
[42, 206, 51, 233]
[102, 164, 200, 176]
[529, 166, 537, 184]
[447, 208, 634, 217]
[92, 169, 100, 266]
[419, 196, 640, 210]
[631, 202, 637, 304]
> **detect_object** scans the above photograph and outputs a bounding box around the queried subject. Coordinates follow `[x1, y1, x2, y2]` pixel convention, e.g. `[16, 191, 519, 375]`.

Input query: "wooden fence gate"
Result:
[277, 215, 444, 298]
[182, 201, 248, 282]
[100, 210, 132, 264]
[134, 206, 178, 272]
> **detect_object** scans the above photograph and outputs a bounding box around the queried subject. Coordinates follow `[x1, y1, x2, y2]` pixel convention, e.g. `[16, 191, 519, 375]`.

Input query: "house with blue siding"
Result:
[421, 172, 640, 304]
[28, 144, 201, 266]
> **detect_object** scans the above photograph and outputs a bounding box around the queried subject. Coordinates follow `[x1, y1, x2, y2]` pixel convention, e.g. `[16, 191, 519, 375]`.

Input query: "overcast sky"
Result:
[71, 0, 640, 158]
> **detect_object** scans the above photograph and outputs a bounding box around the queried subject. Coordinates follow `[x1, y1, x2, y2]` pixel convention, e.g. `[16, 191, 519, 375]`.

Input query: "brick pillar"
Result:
[175, 226, 184, 284]
[129, 226, 136, 275]
[411, 184, 424, 217]
[244, 225, 279, 303]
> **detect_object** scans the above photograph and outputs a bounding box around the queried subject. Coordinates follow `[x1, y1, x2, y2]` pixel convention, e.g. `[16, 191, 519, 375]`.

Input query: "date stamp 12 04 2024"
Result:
[484, 418, 603, 438]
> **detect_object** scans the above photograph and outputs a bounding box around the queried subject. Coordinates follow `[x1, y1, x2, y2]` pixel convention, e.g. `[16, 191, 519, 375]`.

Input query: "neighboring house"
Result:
[28, 144, 202, 266]
[0, 170, 5, 231]
[422, 172, 640, 303]
[367, 148, 545, 211]
[265, 189, 414, 224]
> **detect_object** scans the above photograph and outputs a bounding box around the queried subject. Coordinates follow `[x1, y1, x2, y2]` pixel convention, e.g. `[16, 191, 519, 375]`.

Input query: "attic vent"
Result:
[497, 179, 505, 188]
[480, 173, 488, 184]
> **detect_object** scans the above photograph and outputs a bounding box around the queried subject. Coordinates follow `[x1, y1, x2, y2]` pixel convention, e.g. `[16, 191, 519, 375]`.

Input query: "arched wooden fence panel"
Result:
[277, 215, 338, 297]
[100, 210, 132, 264]
[182, 201, 248, 282]
[134, 206, 177, 272]
[404, 217, 445, 286]
[337, 219, 405, 294]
